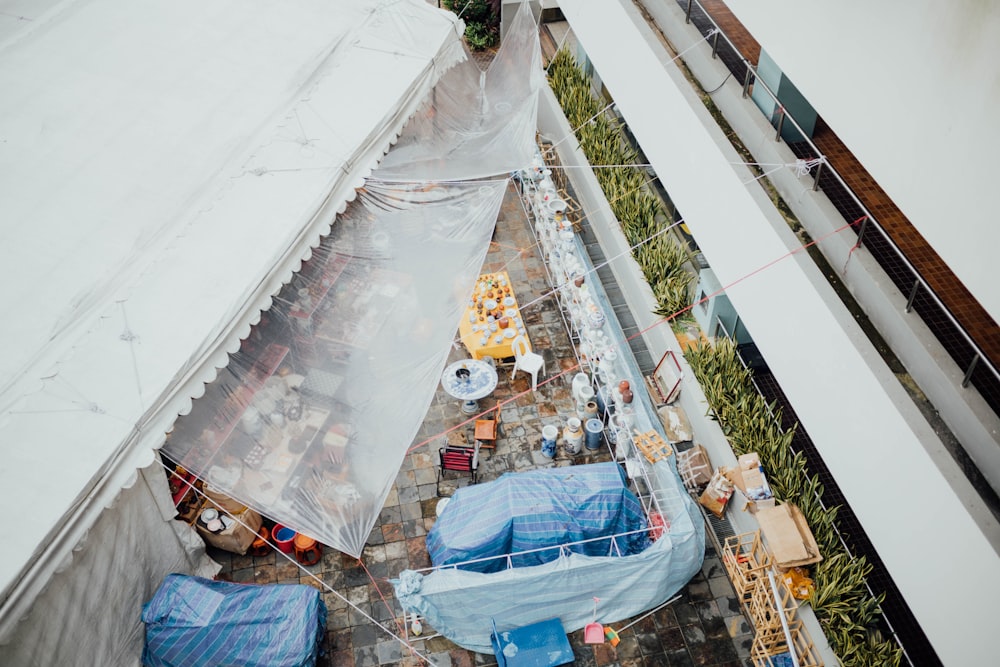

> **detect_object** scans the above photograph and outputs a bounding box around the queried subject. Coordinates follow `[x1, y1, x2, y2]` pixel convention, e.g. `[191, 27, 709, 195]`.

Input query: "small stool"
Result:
[248, 526, 270, 557]
[294, 533, 323, 566]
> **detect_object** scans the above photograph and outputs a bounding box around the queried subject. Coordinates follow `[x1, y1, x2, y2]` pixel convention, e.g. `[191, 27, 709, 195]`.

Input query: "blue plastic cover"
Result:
[427, 463, 650, 572]
[393, 459, 705, 653]
[141, 574, 327, 667]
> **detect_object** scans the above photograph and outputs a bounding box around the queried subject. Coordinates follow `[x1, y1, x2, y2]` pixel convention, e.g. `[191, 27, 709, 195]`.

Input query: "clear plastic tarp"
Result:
[162, 1, 543, 558]
[163, 180, 506, 556]
[374, 0, 543, 182]
[392, 458, 705, 653]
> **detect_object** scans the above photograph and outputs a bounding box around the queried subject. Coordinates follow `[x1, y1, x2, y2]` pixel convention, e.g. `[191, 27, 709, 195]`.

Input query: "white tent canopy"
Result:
[0, 0, 465, 655]
[160, 0, 543, 558]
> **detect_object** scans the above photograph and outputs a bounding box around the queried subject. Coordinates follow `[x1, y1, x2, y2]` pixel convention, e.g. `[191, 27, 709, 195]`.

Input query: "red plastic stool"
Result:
[248, 526, 270, 557]
[294, 533, 323, 566]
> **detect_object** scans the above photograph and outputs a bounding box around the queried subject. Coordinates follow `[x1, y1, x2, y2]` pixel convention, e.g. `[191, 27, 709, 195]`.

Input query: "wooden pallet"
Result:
[632, 429, 673, 463]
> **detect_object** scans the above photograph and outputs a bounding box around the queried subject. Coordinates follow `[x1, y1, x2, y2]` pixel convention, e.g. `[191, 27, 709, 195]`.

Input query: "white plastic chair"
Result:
[511, 335, 545, 392]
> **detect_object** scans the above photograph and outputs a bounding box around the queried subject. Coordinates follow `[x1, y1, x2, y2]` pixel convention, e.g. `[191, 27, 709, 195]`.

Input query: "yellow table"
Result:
[458, 271, 529, 361]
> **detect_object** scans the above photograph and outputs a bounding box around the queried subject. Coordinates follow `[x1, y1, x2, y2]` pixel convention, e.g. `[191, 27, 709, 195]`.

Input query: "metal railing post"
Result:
[711, 30, 720, 59]
[742, 66, 753, 98]
[855, 217, 869, 248]
[812, 160, 824, 191]
[963, 355, 981, 388]
[686, 0, 693, 24]
[905, 280, 921, 313]
[774, 107, 785, 142]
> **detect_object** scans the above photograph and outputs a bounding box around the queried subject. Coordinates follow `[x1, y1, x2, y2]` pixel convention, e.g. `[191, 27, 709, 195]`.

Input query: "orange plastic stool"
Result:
[248, 526, 271, 557]
[294, 533, 323, 566]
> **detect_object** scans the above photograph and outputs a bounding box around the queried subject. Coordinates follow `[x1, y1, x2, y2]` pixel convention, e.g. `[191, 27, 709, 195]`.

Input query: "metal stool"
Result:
[293, 533, 323, 566]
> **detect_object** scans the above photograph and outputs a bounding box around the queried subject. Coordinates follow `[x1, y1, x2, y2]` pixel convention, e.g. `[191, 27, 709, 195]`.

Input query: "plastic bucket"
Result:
[273, 525, 296, 553]
[541, 425, 558, 458]
[585, 419, 604, 450]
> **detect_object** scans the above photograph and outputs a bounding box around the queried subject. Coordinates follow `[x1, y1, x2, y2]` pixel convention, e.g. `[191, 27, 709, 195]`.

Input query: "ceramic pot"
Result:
[563, 418, 584, 455]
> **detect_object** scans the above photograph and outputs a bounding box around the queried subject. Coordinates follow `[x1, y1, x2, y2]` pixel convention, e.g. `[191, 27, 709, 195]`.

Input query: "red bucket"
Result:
[272, 524, 297, 553]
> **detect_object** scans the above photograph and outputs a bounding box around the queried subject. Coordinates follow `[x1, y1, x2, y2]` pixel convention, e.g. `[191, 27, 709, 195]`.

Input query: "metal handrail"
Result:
[675, 0, 1000, 392]
[411, 525, 658, 573]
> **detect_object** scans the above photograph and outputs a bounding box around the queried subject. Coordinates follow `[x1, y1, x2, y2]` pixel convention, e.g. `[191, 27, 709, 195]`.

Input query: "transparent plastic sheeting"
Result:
[392, 459, 705, 653]
[162, 180, 506, 557]
[374, 0, 542, 182]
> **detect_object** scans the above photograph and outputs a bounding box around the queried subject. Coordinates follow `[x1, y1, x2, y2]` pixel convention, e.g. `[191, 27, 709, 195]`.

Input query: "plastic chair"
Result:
[511, 336, 545, 392]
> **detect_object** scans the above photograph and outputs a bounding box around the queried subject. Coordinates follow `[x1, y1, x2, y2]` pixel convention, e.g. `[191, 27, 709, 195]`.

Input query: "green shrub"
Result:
[464, 21, 498, 50]
[547, 49, 692, 320]
[442, 0, 500, 51]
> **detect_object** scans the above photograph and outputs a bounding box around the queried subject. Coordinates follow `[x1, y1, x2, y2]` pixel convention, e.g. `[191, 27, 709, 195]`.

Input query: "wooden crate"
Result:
[722, 531, 772, 600]
[747, 572, 803, 628]
[632, 429, 673, 463]
[751, 618, 824, 666]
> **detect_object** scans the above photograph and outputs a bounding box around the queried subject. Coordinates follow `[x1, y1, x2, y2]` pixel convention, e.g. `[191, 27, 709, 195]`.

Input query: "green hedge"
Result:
[685, 338, 902, 666]
[547, 49, 692, 319]
[442, 0, 499, 51]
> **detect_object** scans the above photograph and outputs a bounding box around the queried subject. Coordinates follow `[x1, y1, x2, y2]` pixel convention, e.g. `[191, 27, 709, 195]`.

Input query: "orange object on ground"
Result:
[294, 533, 323, 566]
[248, 526, 270, 557]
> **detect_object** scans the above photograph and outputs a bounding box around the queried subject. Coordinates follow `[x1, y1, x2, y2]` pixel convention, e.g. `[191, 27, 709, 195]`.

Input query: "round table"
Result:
[441, 359, 498, 414]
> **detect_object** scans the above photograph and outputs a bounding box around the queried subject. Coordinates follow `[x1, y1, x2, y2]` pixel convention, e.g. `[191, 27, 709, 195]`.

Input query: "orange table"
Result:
[458, 271, 529, 361]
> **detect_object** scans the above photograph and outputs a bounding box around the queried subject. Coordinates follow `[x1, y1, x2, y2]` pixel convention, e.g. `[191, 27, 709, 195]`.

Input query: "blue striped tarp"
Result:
[427, 462, 649, 572]
[142, 574, 326, 667]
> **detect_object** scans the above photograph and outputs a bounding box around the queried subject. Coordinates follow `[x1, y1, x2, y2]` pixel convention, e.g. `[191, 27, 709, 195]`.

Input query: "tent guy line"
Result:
[410, 211, 870, 458]
[158, 457, 442, 667]
[539, 27, 720, 161]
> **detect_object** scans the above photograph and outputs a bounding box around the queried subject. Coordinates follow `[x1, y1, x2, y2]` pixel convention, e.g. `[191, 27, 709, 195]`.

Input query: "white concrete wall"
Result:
[723, 0, 1000, 327]
[556, 1, 1000, 664]
[641, 0, 1000, 517]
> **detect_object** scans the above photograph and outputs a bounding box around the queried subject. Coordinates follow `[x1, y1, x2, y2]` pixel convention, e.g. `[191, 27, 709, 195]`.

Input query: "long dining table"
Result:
[457, 271, 530, 362]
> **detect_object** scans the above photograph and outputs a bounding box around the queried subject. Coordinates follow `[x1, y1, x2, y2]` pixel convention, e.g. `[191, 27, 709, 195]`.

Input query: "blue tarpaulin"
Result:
[427, 462, 650, 572]
[393, 459, 705, 653]
[142, 574, 327, 667]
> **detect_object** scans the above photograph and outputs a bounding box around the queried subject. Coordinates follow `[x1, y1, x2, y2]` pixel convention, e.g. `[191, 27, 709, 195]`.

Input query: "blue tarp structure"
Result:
[427, 463, 649, 572]
[142, 574, 327, 667]
[393, 459, 705, 653]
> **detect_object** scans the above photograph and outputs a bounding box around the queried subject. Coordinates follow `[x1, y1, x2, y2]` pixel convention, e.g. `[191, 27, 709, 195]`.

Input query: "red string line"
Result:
[408, 214, 866, 454]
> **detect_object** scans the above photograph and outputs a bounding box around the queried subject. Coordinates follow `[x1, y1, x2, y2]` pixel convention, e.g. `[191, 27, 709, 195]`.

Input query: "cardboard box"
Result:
[656, 404, 693, 444]
[203, 485, 249, 514]
[698, 468, 735, 519]
[723, 452, 775, 512]
[755, 503, 822, 568]
[196, 506, 263, 555]
[677, 444, 712, 491]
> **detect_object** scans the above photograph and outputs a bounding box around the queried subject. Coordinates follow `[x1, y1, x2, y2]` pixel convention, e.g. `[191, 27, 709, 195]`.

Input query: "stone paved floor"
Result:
[210, 181, 754, 666]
